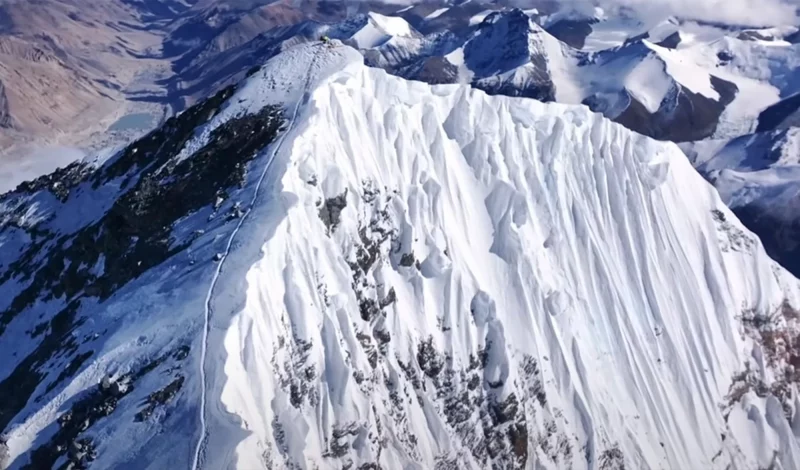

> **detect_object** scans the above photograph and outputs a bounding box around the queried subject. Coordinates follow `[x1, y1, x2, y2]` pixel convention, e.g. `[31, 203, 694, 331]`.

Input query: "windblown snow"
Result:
[5, 42, 800, 470]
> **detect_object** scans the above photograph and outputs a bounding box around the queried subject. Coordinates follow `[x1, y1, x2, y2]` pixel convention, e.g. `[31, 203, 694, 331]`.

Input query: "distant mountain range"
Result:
[3, 0, 796, 147]
[1, 1, 799, 277]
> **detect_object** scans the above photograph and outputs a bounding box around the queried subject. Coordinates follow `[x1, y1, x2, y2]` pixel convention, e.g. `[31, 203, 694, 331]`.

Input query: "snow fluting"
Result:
[3, 42, 800, 470]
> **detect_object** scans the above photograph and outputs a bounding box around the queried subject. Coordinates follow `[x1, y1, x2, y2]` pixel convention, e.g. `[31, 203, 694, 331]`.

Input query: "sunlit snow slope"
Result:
[4, 42, 800, 470]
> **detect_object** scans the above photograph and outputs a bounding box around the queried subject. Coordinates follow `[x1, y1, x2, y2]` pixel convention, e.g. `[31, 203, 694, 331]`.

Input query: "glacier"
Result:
[3, 41, 800, 470]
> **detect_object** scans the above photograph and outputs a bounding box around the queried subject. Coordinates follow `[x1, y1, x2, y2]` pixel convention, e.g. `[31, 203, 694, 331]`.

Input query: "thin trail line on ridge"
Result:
[190, 44, 322, 470]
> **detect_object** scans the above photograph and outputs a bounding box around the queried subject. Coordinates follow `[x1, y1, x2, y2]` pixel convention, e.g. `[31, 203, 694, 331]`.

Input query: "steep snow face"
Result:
[201, 44, 800, 469]
[663, 35, 800, 138]
[4, 42, 800, 470]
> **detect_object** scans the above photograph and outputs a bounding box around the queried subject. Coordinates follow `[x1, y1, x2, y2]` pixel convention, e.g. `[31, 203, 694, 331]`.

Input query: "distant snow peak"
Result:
[326, 12, 420, 50]
[367, 12, 414, 37]
[465, 9, 540, 76]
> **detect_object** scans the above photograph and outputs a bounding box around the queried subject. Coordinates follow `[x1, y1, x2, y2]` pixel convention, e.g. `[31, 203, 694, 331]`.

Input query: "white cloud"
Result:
[551, 0, 800, 26]
[0, 145, 86, 194]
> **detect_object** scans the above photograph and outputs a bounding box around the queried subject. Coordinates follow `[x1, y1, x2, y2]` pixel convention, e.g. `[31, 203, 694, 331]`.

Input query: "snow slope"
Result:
[4, 42, 800, 470]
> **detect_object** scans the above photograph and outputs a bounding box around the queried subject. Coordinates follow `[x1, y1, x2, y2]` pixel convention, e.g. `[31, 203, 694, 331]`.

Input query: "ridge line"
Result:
[190, 43, 323, 470]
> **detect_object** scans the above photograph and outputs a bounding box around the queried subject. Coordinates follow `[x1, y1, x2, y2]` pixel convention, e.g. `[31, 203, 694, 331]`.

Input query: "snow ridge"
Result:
[190, 43, 325, 470]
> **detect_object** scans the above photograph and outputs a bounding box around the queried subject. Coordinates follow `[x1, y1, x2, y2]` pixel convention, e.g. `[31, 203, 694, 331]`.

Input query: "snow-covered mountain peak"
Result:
[171, 43, 800, 469]
[455, 8, 578, 102]
[471, 8, 558, 50]
[4, 40, 800, 470]
[464, 9, 541, 77]
[328, 13, 418, 50]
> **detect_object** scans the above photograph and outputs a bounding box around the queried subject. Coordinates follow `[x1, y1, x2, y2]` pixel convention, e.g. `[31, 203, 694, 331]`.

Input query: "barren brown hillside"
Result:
[0, 0, 177, 151]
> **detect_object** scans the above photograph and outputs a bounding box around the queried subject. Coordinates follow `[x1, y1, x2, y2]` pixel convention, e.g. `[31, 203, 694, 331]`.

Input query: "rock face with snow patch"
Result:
[757, 93, 800, 132]
[3, 42, 800, 470]
[545, 18, 597, 50]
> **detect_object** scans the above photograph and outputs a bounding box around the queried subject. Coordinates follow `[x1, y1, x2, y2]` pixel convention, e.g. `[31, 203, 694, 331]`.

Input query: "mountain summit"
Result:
[2, 42, 800, 470]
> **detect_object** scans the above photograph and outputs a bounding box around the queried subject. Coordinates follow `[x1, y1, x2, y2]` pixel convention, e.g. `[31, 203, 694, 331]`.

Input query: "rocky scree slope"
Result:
[2, 42, 800, 470]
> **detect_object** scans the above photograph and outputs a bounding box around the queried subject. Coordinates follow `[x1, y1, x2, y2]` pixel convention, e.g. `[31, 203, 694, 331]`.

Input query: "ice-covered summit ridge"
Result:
[190, 40, 347, 470]
[3, 42, 800, 470]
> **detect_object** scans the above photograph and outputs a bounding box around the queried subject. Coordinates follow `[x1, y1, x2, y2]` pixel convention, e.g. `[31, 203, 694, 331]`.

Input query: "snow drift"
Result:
[3, 42, 800, 470]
